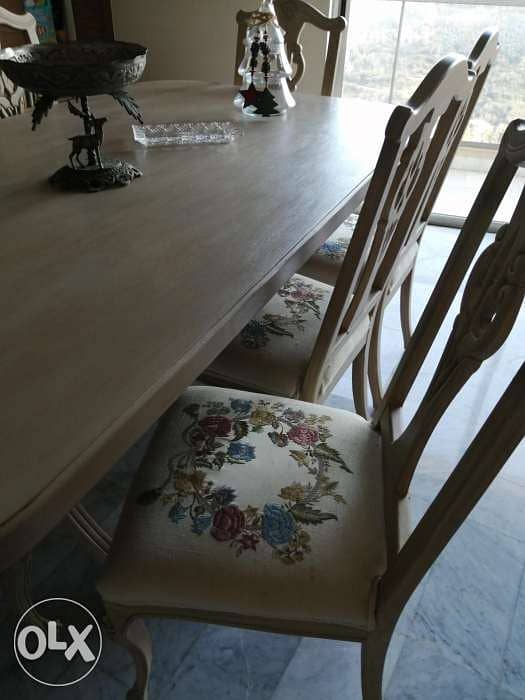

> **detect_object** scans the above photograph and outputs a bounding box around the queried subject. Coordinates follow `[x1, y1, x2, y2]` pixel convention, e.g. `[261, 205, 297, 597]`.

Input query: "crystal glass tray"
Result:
[132, 121, 241, 146]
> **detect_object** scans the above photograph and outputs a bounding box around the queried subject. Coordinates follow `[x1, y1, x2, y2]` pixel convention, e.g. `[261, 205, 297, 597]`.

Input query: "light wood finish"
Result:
[0, 80, 393, 573]
[235, 0, 347, 96]
[209, 52, 475, 416]
[99, 123, 525, 699]
[376, 117, 525, 416]
[0, 5, 38, 118]
[302, 30, 499, 356]
[392, 29, 499, 345]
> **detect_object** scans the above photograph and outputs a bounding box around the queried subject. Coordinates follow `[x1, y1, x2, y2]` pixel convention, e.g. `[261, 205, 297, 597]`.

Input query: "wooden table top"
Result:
[0, 80, 393, 569]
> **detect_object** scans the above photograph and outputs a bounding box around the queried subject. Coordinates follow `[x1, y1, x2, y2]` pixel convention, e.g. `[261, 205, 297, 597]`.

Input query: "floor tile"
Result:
[501, 567, 525, 698]
[386, 639, 495, 700]
[100, 618, 206, 698]
[272, 637, 362, 700]
[166, 625, 301, 700]
[413, 472, 525, 544]
[408, 519, 525, 683]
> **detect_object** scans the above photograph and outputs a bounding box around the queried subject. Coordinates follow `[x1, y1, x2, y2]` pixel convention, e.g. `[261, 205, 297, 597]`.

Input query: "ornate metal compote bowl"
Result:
[0, 41, 147, 192]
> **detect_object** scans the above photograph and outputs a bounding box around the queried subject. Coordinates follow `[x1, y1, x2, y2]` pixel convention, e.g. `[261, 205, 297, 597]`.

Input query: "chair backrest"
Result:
[0, 6, 38, 118]
[303, 52, 474, 406]
[234, 0, 347, 97]
[419, 29, 499, 228]
[375, 122, 525, 627]
[372, 30, 499, 299]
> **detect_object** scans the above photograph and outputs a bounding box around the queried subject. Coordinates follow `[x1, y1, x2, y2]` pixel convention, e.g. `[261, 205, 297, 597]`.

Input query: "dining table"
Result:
[0, 80, 394, 585]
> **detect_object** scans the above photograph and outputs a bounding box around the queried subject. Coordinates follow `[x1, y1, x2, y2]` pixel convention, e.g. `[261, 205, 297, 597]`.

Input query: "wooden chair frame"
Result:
[392, 29, 499, 347]
[0, 5, 38, 118]
[375, 117, 525, 416]
[234, 0, 347, 97]
[99, 121, 525, 700]
[300, 30, 499, 362]
[301, 53, 475, 414]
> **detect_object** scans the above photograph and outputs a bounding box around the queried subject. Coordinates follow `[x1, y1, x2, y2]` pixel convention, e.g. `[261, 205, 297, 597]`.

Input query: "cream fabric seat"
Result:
[98, 385, 386, 633]
[300, 214, 420, 299]
[300, 214, 358, 287]
[206, 273, 366, 398]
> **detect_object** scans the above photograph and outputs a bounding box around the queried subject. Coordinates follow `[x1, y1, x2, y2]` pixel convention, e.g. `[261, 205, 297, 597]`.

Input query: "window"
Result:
[342, 0, 525, 144]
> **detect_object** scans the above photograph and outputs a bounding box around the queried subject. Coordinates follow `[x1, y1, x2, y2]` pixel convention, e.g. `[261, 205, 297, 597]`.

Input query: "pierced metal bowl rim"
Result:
[0, 41, 148, 69]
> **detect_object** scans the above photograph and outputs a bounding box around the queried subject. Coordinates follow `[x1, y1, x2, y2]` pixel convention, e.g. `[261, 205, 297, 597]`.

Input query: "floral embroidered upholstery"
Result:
[205, 274, 339, 397]
[98, 386, 387, 632]
[300, 214, 358, 286]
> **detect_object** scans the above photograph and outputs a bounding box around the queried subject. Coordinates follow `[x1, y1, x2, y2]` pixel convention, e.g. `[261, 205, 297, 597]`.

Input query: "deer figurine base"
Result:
[47, 97, 143, 192]
[49, 159, 142, 193]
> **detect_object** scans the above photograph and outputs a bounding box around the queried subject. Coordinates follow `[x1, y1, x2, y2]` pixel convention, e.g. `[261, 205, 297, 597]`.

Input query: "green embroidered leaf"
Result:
[233, 420, 249, 441]
[183, 403, 200, 418]
[289, 450, 309, 466]
[136, 488, 162, 506]
[319, 477, 340, 495]
[265, 320, 294, 338]
[268, 431, 289, 447]
[314, 443, 352, 473]
[212, 451, 226, 468]
[290, 504, 337, 525]
[333, 494, 347, 505]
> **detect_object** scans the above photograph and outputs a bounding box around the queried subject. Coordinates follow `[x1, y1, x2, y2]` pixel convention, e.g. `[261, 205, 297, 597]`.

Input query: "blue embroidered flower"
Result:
[228, 442, 256, 462]
[283, 408, 305, 423]
[320, 240, 347, 256]
[241, 320, 269, 349]
[230, 398, 253, 415]
[262, 504, 296, 546]
[169, 502, 187, 524]
[191, 514, 212, 535]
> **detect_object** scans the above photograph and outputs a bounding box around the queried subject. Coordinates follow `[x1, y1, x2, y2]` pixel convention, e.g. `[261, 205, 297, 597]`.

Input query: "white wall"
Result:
[111, 0, 333, 95]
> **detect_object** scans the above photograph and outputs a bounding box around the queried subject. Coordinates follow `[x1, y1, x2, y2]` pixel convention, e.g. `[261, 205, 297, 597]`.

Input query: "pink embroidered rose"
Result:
[287, 424, 319, 447]
[199, 415, 232, 437]
[289, 287, 313, 301]
[211, 505, 245, 542]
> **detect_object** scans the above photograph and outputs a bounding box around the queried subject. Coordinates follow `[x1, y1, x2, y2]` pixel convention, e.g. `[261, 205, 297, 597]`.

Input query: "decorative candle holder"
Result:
[0, 41, 147, 192]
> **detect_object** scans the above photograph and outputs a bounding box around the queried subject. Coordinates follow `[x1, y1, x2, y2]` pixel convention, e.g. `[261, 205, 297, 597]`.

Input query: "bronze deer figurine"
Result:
[68, 116, 107, 170]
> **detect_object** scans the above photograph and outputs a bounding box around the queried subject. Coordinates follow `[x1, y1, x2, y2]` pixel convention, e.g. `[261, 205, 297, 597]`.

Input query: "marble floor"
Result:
[1, 226, 524, 700]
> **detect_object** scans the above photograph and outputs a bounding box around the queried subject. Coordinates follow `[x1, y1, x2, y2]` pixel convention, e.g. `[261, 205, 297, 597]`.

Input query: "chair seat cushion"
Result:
[98, 386, 387, 633]
[204, 274, 334, 397]
[300, 214, 358, 286]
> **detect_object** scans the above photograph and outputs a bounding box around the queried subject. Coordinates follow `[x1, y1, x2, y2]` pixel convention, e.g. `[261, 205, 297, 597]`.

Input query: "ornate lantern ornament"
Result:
[236, 0, 295, 117]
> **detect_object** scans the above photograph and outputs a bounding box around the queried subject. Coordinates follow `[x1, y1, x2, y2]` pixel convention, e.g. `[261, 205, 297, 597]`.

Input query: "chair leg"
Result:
[109, 611, 152, 700]
[400, 269, 414, 348]
[361, 632, 390, 700]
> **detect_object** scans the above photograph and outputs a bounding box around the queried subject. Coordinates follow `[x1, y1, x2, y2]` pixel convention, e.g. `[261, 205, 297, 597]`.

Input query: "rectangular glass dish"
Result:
[132, 121, 241, 147]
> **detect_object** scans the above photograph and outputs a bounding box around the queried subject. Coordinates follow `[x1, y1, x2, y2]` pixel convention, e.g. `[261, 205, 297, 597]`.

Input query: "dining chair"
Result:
[300, 29, 499, 349]
[0, 5, 38, 118]
[203, 51, 475, 416]
[234, 0, 347, 97]
[96, 122, 525, 699]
